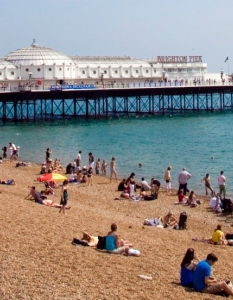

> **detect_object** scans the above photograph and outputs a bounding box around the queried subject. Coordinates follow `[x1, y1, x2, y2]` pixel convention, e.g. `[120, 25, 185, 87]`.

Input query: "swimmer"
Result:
[211, 156, 214, 159]
[139, 163, 142, 168]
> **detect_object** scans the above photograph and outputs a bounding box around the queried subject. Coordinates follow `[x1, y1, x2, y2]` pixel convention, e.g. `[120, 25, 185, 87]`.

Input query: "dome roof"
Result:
[5, 40, 75, 67]
[0, 58, 16, 70]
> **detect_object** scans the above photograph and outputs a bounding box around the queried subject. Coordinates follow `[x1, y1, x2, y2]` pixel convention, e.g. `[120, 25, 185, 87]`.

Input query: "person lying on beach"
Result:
[144, 211, 178, 229]
[143, 217, 163, 226]
[38, 198, 71, 209]
[0, 179, 16, 185]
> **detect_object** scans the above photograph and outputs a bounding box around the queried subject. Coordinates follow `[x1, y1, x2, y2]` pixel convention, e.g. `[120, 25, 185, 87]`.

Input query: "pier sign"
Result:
[157, 56, 202, 63]
[50, 84, 96, 90]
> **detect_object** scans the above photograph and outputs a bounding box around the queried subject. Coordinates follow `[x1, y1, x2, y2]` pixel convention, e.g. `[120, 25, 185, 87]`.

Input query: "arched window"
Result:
[48, 68, 52, 71]
[37, 68, 41, 72]
[11, 71, 14, 75]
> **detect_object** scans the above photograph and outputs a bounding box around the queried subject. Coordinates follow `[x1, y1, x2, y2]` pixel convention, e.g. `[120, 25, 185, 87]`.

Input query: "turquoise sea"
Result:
[0, 112, 233, 196]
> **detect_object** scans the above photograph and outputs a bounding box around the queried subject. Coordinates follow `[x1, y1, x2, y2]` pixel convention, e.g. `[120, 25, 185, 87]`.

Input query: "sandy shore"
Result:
[1, 161, 233, 299]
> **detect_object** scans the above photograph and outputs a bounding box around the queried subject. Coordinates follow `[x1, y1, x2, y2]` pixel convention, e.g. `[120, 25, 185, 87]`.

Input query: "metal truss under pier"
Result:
[1, 85, 233, 121]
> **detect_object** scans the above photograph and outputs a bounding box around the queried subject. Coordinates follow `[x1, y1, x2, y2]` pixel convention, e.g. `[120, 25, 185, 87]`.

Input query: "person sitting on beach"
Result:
[187, 191, 200, 207]
[194, 225, 228, 245]
[141, 177, 151, 192]
[193, 253, 233, 297]
[0, 157, 3, 164]
[105, 223, 130, 255]
[177, 189, 188, 203]
[69, 172, 77, 183]
[162, 211, 178, 229]
[0, 178, 16, 185]
[212, 225, 227, 245]
[40, 163, 47, 174]
[54, 158, 63, 170]
[180, 248, 200, 287]
[201, 173, 214, 196]
[118, 179, 126, 191]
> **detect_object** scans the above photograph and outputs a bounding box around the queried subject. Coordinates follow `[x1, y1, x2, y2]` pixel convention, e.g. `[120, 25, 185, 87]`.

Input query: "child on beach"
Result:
[59, 180, 69, 214]
[87, 167, 93, 186]
[95, 158, 101, 175]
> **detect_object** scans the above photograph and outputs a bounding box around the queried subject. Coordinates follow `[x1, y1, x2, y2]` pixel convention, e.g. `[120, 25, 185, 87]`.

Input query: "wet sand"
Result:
[0, 162, 233, 299]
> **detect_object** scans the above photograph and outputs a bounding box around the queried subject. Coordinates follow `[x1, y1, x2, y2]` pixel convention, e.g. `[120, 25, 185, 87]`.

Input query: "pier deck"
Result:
[0, 85, 233, 121]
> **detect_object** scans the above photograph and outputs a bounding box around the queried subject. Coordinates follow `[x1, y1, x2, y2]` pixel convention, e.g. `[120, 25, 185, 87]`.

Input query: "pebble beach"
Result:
[1, 161, 233, 300]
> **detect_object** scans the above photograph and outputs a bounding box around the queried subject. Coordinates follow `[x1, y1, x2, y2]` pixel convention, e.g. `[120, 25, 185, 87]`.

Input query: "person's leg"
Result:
[202, 282, 233, 296]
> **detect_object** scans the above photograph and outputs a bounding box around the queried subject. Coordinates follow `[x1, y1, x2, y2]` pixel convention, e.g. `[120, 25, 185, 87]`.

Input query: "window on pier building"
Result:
[26, 68, 29, 72]
[48, 68, 52, 71]
[93, 70, 96, 74]
[136, 70, 139, 73]
[115, 70, 118, 74]
[11, 71, 14, 75]
[82, 71, 85, 74]
[146, 70, 149, 73]
[104, 70, 107, 74]
[187, 68, 192, 72]
[125, 70, 128, 74]
[37, 68, 41, 72]
[154, 69, 156, 73]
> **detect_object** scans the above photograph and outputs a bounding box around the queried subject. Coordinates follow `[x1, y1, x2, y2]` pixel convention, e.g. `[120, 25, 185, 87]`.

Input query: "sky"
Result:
[1, 0, 233, 73]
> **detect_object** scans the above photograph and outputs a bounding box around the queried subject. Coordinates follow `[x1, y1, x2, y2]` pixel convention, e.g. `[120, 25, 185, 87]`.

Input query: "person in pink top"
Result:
[218, 171, 226, 198]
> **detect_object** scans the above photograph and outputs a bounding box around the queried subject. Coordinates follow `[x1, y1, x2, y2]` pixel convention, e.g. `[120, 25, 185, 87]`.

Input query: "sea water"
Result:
[0, 111, 233, 195]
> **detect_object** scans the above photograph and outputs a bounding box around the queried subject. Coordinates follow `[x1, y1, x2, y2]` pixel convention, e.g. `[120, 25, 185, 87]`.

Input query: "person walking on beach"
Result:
[59, 180, 69, 214]
[164, 166, 172, 194]
[110, 157, 118, 183]
[218, 171, 226, 198]
[201, 173, 214, 196]
[178, 168, 191, 195]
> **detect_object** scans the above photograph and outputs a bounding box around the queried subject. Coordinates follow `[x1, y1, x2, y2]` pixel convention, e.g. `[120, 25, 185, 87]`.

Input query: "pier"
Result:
[1, 84, 233, 121]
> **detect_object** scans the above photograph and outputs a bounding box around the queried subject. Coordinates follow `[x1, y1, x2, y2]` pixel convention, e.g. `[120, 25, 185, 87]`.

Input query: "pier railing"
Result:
[0, 80, 233, 92]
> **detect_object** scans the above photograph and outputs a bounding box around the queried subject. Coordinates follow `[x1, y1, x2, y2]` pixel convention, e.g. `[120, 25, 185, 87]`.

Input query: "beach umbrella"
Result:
[37, 173, 67, 182]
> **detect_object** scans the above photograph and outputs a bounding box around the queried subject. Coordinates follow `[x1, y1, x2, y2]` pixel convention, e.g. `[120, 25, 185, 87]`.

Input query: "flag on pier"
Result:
[225, 56, 229, 62]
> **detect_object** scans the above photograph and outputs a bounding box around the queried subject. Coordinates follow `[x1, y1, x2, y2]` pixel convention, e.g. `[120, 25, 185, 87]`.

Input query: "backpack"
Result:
[97, 236, 106, 249]
[178, 212, 187, 230]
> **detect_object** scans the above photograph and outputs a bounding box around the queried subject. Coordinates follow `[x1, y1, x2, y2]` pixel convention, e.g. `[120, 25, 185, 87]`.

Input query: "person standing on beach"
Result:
[218, 171, 226, 198]
[164, 166, 172, 194]
[178, 168, 191, 195]
[76, 150, 82, 168]
[110, 157, 118, 183]
[201, 173, 214, 196]
[88, 152, 94, 168]
[46, 148, 52, 162]
[59, 180, 69, 214]
[2, 146, 7, 159]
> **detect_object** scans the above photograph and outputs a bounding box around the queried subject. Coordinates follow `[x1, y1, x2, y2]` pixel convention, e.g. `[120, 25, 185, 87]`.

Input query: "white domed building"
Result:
[0, 40, 211, 91]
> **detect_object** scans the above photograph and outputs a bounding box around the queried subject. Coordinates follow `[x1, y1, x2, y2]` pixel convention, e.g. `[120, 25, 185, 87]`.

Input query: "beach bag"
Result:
[226, 233, 233, 240]
[178, 212, 187, 229]
[97, 236, 106, 250]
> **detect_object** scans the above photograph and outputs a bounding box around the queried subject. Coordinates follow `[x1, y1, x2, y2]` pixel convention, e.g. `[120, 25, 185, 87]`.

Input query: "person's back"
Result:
[105, 234, 116, 251]
[193, 259, 210, 291]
